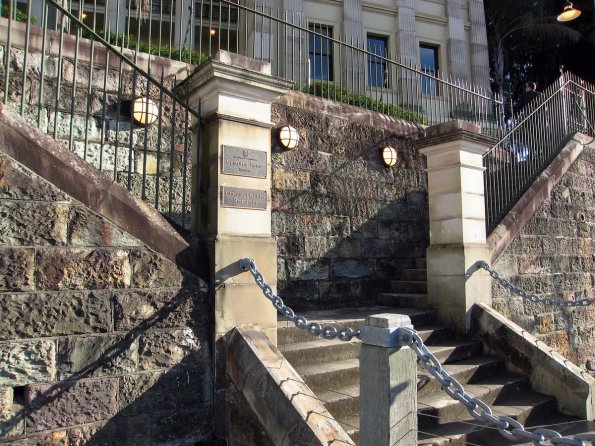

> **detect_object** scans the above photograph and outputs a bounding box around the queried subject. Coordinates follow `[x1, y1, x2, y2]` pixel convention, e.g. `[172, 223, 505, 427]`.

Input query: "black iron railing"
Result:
[0, 0, 199, 230]
[4, 0, 505, 130]
[483, 71, 595, 232]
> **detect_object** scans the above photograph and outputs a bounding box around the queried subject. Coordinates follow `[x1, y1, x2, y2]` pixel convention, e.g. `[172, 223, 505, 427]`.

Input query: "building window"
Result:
[308, 24, 334, 81]
[367, 35, 388, 88]
[420, 44, 439, 95]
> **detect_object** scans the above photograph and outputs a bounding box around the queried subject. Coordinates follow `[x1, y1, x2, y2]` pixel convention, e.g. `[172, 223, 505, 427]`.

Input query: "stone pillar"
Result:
[360, 314, 417, 446]
[106, 0, 126, 35]
[417, 121, 493, 334]
[185, 51, 292, 438]
[343, 0, 365, 90]
[446, 0, 471, 81]
[469, 0, 491, 91]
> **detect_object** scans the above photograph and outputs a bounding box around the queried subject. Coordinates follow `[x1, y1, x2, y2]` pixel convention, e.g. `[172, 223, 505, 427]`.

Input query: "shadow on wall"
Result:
[2, 283, 213, 445]
[271, 103, 429, 311]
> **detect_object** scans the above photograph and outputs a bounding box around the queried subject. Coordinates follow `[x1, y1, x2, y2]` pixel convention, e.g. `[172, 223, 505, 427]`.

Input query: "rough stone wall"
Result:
[492, 146, 595, 369]
[0, 150, 213, 444]
[271, 99, 429, 310]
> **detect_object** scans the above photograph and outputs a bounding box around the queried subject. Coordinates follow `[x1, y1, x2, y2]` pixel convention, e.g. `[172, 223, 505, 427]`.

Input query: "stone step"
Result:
[339, 389, 560, 446]
[401, 268, 427, 281]
[417, 373, 530, 429]
[418, 392, 561, 445]
[415, 258, 427, 269]
[316, 344, 493, 421]
[277, 306, 435, 345]
[377, 292, 428, 308]
[278, 338, 359, 367]
[391, 280, 428, 294]
[296, 357, 360, 392]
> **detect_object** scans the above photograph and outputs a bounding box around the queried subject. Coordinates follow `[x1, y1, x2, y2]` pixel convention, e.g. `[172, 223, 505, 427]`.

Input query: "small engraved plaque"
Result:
[222, 145, 267, 178]
[221, 186, 267, 210]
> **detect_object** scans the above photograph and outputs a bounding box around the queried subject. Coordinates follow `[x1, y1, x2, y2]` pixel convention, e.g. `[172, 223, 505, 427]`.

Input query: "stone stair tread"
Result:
[295, 357, 359, 378]
[277, 305, 432, 326]
[418, 373, 527, 410]
[278, 337, 358, 353]
[378, 292, 428, 298]
[317, 383, 360, 404]
[418, 355, 501, 380]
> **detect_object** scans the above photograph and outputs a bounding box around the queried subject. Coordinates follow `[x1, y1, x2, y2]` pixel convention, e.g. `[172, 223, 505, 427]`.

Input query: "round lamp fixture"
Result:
[557, 1, 581, 22]
[381, 146, 398, 167]
[277, 125, 299, 150]
[132, 97, 159, 126]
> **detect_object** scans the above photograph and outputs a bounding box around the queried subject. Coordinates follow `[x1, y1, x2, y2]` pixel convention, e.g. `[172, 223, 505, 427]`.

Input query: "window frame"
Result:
[367, 34, 389, 88]
[308, 23, 335, 82]
[419, 43, 440, 96]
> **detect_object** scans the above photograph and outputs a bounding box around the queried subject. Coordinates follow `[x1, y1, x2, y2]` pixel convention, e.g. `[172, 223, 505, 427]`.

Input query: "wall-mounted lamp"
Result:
[277, 125, 300, 150]
[381, 146, 398, 167]
[132, 97, 159, 126]
[210, 28, 217, 36]
[557, 1, 581, 21]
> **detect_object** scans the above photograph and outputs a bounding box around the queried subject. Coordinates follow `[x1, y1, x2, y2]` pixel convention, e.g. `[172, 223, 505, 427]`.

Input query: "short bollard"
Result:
[359, 314, 417, 446]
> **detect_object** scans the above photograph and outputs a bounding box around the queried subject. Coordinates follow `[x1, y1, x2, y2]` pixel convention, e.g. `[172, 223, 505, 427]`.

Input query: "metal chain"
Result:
[399, 326, 589, 446]
[473, 261, 595, 308]
[239, 258, 361, 341]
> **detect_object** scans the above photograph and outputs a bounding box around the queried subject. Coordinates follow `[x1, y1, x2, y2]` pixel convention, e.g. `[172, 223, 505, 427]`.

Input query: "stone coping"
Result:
[471, 303, 595, 420]
[0, 16, 193, 80]
[0, 102, 191, 268]
[487, 133, 591, 263]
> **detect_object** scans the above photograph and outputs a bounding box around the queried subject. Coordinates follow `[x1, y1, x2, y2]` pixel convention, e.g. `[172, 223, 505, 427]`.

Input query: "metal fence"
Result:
[4, 0, 505, 130]
[483, 71, 595, 232]
[0, 0, 199, 230]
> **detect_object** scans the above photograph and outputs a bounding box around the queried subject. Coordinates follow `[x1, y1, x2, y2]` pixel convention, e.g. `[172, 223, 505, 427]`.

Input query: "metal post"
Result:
[359, 314, 417, 446]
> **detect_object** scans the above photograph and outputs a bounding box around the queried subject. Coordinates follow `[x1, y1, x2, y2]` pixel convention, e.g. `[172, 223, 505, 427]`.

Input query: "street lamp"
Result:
[557, 1, 582, 21]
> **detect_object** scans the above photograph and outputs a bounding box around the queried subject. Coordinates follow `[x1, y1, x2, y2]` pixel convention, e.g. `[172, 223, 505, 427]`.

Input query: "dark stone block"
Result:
[0, 247, 35, 292]
[0, 202, 69, 246]
[0, 291, 112, 340]
[36, 248, 131, 291]
[26, 378, 118, 431]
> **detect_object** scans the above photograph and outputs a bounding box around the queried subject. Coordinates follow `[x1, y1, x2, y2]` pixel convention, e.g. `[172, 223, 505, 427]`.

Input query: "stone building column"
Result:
[396, 0, 419, 107]
[28, 0, 44, 25]
[343, 0, 365, 90]
[469, 0, 491, 91]
[106, 0, 126, 35]
[174, 0, 192, 49]
[185, 51, 292, 437]
[446, 0, 471, 81]
[281, 0, 307, 82]
[417, 121, 493, 333]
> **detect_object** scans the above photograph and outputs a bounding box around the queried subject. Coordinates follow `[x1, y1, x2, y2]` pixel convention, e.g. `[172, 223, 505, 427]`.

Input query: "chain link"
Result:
[403, 326, 587, 445]
[240, 258, 360, 341]
[473, 261, 595, 308]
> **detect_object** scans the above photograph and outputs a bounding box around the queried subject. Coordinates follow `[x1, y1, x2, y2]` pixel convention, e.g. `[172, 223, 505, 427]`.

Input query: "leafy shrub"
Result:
[296, 81, 427, 125]
[1, 5, 35, 23]
[85, 30, 208, 66]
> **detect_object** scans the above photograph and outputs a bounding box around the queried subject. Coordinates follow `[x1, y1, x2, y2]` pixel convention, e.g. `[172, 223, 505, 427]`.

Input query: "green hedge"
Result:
[1, 5, 35, 23]
[297, 81, 427, 125]
[87, 30, 208, 66]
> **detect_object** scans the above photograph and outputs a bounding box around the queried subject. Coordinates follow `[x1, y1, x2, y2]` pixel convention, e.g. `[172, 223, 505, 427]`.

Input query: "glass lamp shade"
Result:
[557, 2, 581, 21]
[132, 97, 159, 126]
[277, 125, 299, 150]
[382, 146, 398, 167]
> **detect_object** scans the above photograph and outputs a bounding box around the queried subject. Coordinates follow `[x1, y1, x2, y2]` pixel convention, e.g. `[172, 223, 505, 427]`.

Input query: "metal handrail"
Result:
[1, 0, 200, 230]
[483, 71, 595, 232]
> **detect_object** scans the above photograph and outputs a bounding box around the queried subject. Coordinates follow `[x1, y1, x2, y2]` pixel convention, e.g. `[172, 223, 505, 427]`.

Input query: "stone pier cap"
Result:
[360, 314, 413, 348]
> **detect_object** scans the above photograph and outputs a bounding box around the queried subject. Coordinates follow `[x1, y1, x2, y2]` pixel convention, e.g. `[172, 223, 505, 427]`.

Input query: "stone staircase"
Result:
[277, 259, 590, 445]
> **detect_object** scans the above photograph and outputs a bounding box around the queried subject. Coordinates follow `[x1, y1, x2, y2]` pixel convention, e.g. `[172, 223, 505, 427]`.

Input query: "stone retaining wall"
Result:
[271, 94, 429, 310]
[492, 145, 595, 368]
[0, 148, 212, 444]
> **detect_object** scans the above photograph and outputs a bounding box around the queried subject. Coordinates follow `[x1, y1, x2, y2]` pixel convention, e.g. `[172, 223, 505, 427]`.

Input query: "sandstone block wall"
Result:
[0, 150, 212, 444]
[492, 146, 595, 368]
[271, 99, 429, 310]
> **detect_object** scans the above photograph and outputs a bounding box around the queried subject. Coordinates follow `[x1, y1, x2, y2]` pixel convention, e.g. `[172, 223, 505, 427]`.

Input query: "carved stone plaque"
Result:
[221, 186, 267, 210]
[221, 145, 267, 178]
